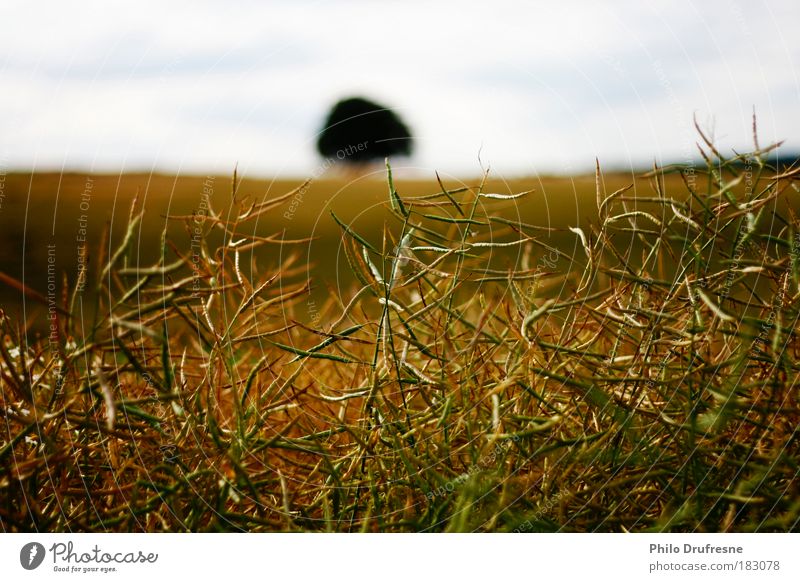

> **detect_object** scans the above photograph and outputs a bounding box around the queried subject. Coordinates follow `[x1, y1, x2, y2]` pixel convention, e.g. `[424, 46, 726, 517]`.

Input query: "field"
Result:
[1, 145, 799, 532]
[0, 169, 647, 326]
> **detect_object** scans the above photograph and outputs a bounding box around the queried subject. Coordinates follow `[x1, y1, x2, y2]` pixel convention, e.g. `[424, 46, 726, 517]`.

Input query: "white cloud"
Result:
[1, 0, 798, 176]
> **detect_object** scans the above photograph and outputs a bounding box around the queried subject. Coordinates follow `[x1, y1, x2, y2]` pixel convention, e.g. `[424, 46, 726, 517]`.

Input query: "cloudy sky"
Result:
[1, 0, 798, 177]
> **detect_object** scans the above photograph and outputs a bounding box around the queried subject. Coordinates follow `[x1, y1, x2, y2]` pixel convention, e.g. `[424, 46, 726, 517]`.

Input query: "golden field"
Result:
[1, 155, 799, 532]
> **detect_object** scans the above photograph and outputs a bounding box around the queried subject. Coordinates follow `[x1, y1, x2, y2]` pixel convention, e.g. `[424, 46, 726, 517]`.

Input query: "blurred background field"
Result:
[0, 169, 685, 329]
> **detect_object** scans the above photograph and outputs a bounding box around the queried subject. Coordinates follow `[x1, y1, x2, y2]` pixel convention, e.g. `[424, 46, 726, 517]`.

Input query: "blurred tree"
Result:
[316, 97, 413, 164]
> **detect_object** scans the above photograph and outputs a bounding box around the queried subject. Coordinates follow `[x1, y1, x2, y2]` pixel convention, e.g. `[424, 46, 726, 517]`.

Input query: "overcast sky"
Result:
[1, 0, 798, 177]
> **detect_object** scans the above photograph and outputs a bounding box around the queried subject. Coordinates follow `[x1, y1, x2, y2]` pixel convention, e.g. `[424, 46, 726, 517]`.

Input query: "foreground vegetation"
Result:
[1, 132, 799, 532]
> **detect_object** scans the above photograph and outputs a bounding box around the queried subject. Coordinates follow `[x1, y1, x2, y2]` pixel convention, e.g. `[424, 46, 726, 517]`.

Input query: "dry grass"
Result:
[1, 133, 800, 532]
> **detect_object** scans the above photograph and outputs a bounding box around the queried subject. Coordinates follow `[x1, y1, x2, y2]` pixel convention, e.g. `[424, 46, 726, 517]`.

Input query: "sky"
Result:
[1, 0, 798, 178]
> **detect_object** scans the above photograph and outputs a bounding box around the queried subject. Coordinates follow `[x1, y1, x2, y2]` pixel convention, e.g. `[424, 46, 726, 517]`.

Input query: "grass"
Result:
[1, 131, 800, 532]
[0, 169, 681, 325]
